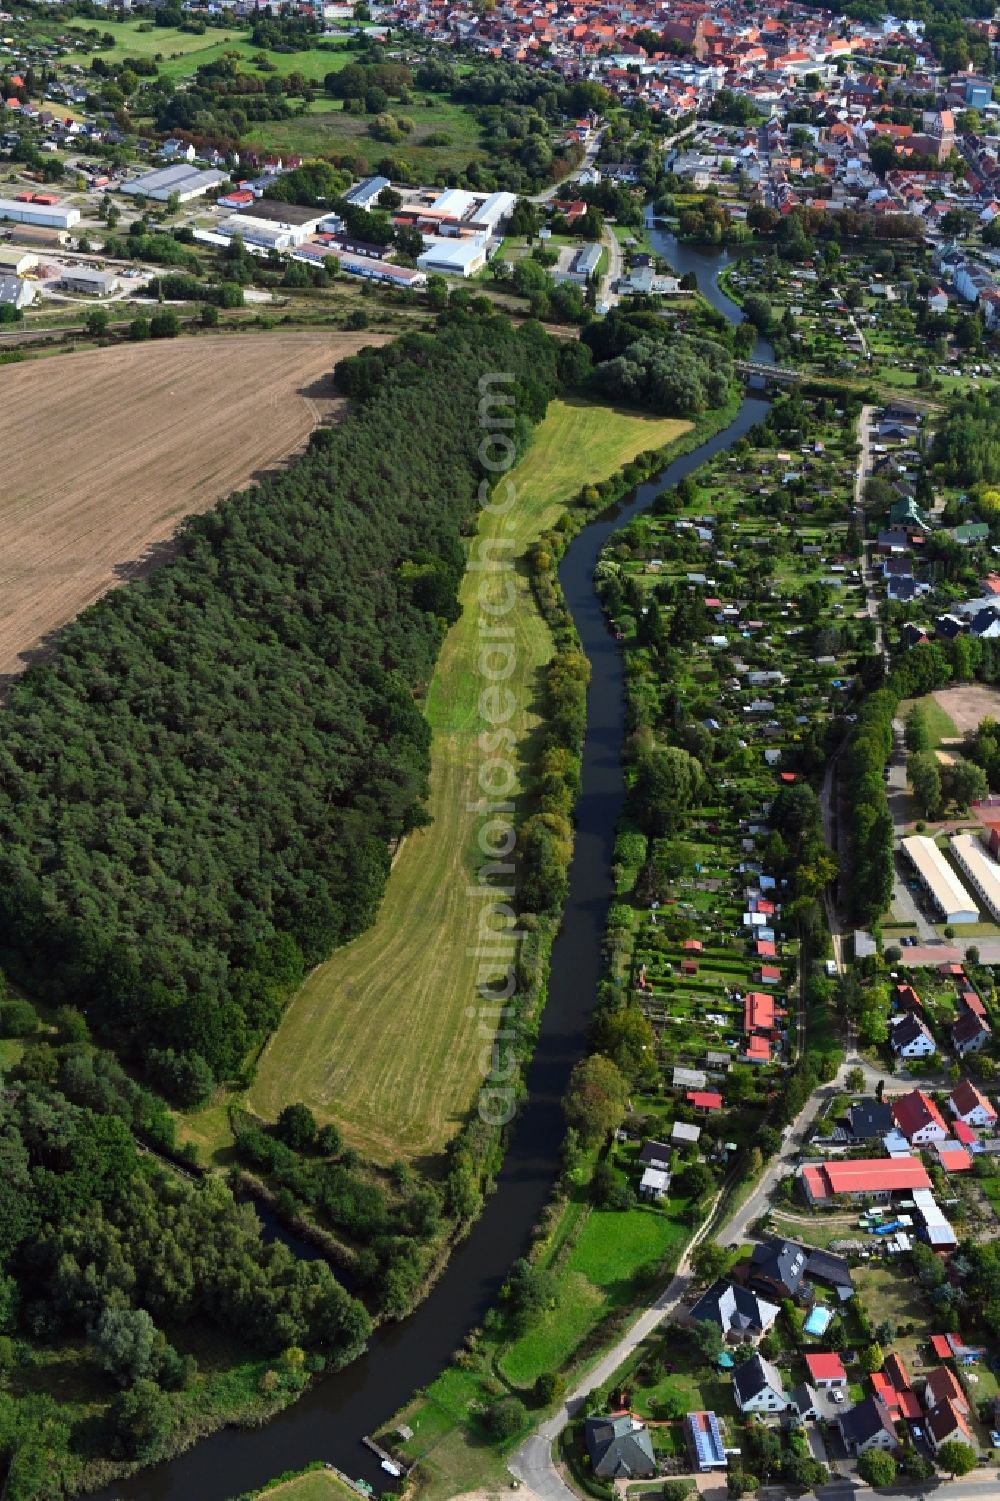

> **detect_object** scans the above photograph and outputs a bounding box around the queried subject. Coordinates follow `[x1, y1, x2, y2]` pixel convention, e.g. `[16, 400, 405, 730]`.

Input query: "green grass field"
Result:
[64, 19, 357, 84]
[500, 1204, 689, 1387]
[247, 400, 690, 1163]
[57, 20, 483, 172]
[898, 693, 959, 748]
[242, 94, 486, 179]
[261, 1469, 363, 1501]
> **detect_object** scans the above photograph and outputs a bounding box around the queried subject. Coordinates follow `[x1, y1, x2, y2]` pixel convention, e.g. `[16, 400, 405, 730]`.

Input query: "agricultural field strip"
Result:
[0, 331, 384, 679]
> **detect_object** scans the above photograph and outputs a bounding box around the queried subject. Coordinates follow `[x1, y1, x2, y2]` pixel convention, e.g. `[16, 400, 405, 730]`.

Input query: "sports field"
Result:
[249, 400, 690, 1163]
[0, 330, 386, 680]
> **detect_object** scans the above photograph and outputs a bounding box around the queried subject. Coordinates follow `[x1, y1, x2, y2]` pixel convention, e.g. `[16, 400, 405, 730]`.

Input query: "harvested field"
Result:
[0, 330, 386, 681]
[931, 684, 1000, 737]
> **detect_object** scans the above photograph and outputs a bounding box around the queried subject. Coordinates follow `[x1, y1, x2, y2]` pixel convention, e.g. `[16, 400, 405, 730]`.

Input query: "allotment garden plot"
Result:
[600, 393, 866, 1093]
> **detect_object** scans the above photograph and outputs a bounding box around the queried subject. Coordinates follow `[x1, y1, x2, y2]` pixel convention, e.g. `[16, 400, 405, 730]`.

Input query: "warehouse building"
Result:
[801, 1155, 932, 1206]
[120, 165, 225, 203]
[336, 252, 426, 288]
[235, 199, 326, 236]
[570, 241, 602, 281]
[0, 196, 80, 230]
[468, 191, 517, 234]
[951, 832, 1000, 921]
[218, 217, 295, 252]
[60, 267, 119, 297]
[344, 175, 390, 211]
[0, 246, 37, 276]
[901, 834, 979, 924]
[417, 234, 489, 279]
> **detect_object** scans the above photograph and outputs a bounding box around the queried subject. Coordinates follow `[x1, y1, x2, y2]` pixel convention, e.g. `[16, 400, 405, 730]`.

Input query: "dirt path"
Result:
[0, 330, 386, 681]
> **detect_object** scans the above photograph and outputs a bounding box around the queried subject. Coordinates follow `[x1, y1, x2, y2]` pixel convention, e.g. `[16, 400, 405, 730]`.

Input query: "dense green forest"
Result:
[0, 315, 558, 1087]
[931, 390, 1000, 488]
[0, 1020, 370, 1496]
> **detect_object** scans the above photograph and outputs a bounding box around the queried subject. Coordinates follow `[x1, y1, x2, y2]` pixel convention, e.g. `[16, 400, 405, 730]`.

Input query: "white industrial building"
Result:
[344, 175, 390, 211]
[217, 215, 301, 251]
[0, 246, 38, 277]
[901, 835, 979, 924]
[951, 832, 1000, 921]
[469, 191, 517, 234]
[120, 165, 225, 203]
[0, 197, 80, 230]
[417, 233, 489, 279]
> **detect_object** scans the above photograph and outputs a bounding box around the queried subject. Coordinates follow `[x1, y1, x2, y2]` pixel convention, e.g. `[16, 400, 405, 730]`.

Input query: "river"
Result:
[94, 236, 770, 1501]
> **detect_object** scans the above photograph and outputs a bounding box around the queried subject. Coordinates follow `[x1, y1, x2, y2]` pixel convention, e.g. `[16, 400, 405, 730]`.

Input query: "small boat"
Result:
[381, 1459, 403, 1478]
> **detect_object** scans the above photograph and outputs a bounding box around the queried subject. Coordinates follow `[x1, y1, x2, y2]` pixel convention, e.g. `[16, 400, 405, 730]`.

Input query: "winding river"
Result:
[96, 235, 771, 1501]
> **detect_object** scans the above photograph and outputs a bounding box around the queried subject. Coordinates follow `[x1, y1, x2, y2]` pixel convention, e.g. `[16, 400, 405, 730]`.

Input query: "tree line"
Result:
[0, 1032, 370, 1495]
[0, 315, 559, 1089]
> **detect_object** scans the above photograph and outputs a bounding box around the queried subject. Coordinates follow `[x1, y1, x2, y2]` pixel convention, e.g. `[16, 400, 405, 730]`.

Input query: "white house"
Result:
[732, 1354, 787, 1415]
[890, 1013, 936, 1059]
[949, 1078, 997, 1129]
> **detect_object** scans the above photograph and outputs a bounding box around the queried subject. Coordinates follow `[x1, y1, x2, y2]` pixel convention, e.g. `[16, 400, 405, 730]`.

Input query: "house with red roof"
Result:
[893, 982, 923, 1014]
[926, 1397, 978, 1455]
[949, 1079, 997, 1129]
[687, 1091, 723, 1114]
[871, 1365, 921, 1423]
[925, 1364, 969, 1413]
[892, 1089, 948, 1146]
[805, 1352, 847, 1388]
[756, 964, 781, 986]
[936, 1145, 972, 1173]
[801, 1156, 931, 1205]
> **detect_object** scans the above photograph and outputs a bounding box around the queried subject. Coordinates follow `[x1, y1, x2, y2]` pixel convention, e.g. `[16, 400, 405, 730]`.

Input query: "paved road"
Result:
[600, 223, 623, 308]
[510, 1062, 863, 1501]
[532, 131, 603, 204]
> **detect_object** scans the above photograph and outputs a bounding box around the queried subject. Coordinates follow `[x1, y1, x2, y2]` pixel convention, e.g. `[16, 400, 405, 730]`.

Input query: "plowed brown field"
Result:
[0, 330, 386, 681]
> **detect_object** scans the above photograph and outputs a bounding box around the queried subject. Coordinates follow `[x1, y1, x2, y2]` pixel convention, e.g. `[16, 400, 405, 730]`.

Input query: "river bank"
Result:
[91, 246, 769, 1501]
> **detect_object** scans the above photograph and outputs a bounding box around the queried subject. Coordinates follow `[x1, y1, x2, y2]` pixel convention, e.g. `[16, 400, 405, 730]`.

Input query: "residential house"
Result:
[952, 1009, 991, 1057]
[585, 1415, 656, 1479]
[890, 1012, 937, 1059]
[926, 1398, 978, 1456]
[744, 1238, 808, 1302]
[925, 1365, 969, 1414]
[892, 1090, 949, 1146]
[842, 1099, 894, 1141]
[689, 1280, 780, 1343]
[838, 1395, 898, 1456]
[949, 1079, 997, 1129]
[732, 1353, 788, 1414]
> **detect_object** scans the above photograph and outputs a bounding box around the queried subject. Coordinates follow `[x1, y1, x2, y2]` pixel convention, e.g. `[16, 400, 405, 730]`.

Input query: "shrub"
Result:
[0, 1000, 37, 1038]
